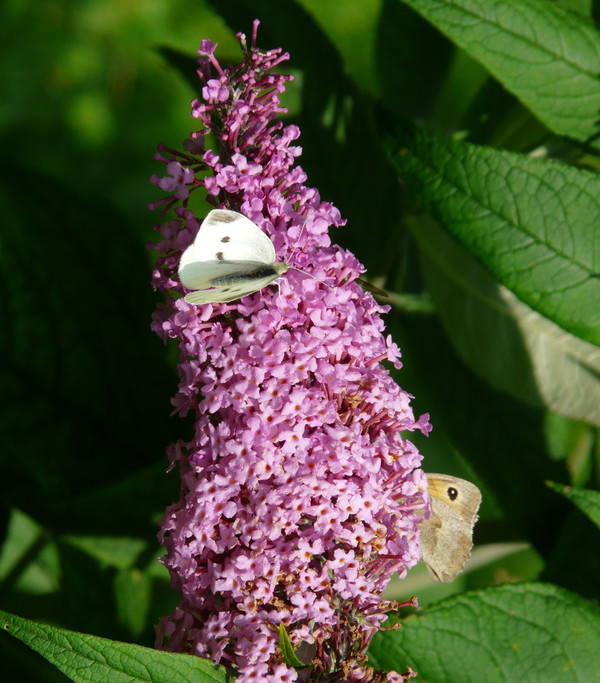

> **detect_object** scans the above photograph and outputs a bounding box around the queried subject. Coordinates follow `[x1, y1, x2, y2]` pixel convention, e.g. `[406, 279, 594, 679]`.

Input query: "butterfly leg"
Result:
[274, 280, 284, 307]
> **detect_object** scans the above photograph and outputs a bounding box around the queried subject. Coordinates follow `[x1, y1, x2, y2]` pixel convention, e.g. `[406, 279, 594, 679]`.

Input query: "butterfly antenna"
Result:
[286, 215, 308, 266]
[284, 214, 334, 291]
[288, 266, 334, 291]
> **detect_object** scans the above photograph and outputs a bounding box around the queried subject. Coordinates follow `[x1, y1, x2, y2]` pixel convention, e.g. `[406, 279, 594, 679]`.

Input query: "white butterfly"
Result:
[178, 209, 290, 305]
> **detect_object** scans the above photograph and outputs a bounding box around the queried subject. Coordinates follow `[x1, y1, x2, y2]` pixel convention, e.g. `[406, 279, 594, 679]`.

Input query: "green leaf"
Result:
[387, 125, 600, 348]
[0, 610, 226, 683]
[412, 216, 600, 426]
[369, 583, 600, 682]
[547, 481, 600, 529]
[114, 567, 153, 638]
[397, 0, 600, 143]
[0, 509, 60, 595]
[557, 1, 593, 18]
[278, 624, 306, 669]
[61, 536, 149, 571]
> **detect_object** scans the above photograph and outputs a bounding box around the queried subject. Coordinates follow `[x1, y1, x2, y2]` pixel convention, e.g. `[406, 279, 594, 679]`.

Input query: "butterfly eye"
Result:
[447, 486, 458, 501]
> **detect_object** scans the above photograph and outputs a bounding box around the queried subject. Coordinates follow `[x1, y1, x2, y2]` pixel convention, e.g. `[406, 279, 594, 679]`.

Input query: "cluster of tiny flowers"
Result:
[150, 21, 430, 683]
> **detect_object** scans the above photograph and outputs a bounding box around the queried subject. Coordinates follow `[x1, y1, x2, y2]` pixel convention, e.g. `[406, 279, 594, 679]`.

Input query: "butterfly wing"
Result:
[184, 283, 251, 305]
[427, 474, 481, 522]
[183, 264, 287, 304]
[180, 209, 276, 272]
[420, 473, 482, 583]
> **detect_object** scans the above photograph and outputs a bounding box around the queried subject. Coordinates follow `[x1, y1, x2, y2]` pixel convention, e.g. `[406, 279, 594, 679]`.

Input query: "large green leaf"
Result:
[387, 125, 600, 348]
[0, 610, 225, 683]
[547, 481, 600, 530]
[398, 0, 600, 143]
[413, 216, 600, 425]
[369, 583, 600, 682]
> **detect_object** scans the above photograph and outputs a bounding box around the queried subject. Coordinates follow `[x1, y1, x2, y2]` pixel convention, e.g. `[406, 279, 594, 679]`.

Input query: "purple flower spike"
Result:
[150, 20, 430, 683]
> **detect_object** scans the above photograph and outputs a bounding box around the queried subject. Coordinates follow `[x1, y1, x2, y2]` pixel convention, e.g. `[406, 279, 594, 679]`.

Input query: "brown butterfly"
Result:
[420, 473, 482, 583]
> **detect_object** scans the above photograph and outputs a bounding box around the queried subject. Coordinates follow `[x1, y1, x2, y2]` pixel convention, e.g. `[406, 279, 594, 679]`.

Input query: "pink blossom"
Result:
[152, 161, 195, 200]
[150, 20, 429, 682]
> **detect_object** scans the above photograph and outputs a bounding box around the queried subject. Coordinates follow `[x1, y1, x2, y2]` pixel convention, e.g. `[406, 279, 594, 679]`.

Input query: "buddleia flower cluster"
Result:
[150, 21, 431, 683]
